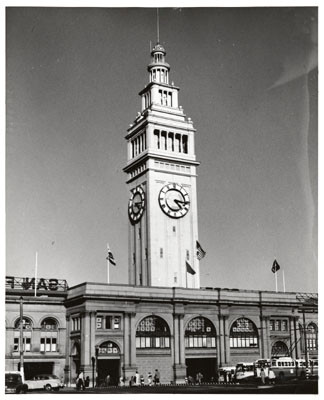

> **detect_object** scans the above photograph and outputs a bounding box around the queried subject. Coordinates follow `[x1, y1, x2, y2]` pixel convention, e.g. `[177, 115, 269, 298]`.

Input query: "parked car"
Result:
[5, 371, 28, 394]
[24, 374, 64, 391]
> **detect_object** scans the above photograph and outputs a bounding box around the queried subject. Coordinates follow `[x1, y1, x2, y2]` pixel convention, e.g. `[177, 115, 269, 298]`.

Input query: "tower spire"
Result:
[157, 8, 160, 43]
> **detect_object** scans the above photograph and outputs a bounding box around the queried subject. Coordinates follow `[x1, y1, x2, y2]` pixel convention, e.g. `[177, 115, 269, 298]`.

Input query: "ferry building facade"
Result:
[6, 42, 318, 385]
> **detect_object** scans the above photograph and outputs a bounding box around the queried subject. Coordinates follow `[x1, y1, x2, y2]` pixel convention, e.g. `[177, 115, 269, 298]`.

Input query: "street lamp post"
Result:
[302, 310, 309, 369]
[91, 357, 95, 388]
[95, 347, 99, 387]
[19, 296, 24, 380]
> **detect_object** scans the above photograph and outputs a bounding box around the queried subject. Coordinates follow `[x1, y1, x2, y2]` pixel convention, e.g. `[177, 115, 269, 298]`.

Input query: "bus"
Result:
[308, 359, 318, 377]
[270, 357, 307, 380]
[234, 362, 254, 382]
[254, 359, 271, 379]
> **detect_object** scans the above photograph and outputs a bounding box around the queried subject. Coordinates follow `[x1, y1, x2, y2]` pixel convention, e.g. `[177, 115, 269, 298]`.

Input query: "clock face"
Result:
[128, 186, 145, 223]
[159, 183, 190, 218]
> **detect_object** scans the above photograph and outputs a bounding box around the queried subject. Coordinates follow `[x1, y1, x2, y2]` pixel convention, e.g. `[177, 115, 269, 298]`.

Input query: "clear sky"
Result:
[6, 6, 318, 293]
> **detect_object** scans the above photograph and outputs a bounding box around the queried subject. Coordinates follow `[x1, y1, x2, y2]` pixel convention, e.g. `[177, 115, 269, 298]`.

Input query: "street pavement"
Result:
[27, 379, 318, 394]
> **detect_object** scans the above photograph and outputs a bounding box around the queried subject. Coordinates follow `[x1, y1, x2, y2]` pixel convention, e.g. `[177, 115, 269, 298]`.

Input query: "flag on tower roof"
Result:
[186, 261, 196, 275]
[271, 259, 280, 273]
[106, 247, 116, 266]
[196, 241, 206, 260]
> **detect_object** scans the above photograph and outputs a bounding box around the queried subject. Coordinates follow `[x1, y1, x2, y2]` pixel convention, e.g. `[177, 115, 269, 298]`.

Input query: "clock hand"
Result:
[174, 199, 190, 208]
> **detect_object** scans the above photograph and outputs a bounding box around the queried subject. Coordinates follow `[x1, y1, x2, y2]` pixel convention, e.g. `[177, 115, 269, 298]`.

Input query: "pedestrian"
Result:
[140, 374, 144, 385]
[119, 376, 125, 387]
[135, 370, 140, 386]
[84, 376, 90, 388]
[154, 369, 160, 385]
[260, 368, 266, 384]
[105, 374, 110, 387]
[268, 369, 276, 384]
[196, 372, 203, 384]
[147, 371, 153, 386]
[76, 371, 85, 390]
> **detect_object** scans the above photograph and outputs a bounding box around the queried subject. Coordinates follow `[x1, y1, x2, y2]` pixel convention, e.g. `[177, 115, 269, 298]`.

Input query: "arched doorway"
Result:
[135, 315, 172, 383]
[96, 341, 121, 387]
[271, 341, 289, 357]
[184, 316, 217, 382]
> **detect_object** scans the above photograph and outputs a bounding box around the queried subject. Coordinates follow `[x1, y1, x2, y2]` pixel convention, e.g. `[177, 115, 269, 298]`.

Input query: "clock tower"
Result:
[124, 42, 200, 288]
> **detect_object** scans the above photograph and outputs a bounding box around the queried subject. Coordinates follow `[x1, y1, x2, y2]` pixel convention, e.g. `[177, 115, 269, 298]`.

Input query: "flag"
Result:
[272, 259, 280, 273]
[196, 241, 206, 260]
[186, 261, 196, 275]
[106, 247, 116, 266]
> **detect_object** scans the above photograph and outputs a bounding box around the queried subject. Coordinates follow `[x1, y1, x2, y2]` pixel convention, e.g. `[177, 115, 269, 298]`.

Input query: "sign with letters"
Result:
[6, 276, 68, 292]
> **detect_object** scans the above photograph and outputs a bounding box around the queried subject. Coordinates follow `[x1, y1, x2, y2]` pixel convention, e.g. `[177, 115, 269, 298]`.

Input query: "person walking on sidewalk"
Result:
[147, 372, 153, 386]
[154, 369, 160, 385]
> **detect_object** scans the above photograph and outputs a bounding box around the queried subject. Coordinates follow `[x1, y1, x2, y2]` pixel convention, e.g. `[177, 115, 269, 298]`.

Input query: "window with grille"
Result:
[96, 315, 121, 330]
[269, 318, 289, 332]
[14, 337, 31, 352]
[185, 317, 216, 348]
[230, 318, 259, 348]
[98, 341, 120, 355]
[13, 317, 32, 352]
[136, 316, 170, 349]
[40, 318, 58, 352]
[307, 323, 318, 350]
[71, 317, 81, 332]
[40, 337, 57, 352]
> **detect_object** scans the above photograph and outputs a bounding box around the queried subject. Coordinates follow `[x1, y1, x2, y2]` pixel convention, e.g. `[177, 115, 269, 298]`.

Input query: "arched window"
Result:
[307, 323, 318, 350]
[40, 317, 58, 353]
[230, 318, 259, 348]
[271, 340, 289, 357]
[98, 341, 120, 355]
[185, 317, 216, 348]
[136, 316, 170, 349]
[14, 317, 33, 352]
[41, 317, 58, 330]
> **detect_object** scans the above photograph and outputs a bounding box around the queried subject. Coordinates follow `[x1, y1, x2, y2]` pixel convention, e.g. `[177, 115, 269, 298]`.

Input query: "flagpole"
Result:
[107, 243, 110, 284]
[282, 269, 286, 293]
[275, 271, 278, 293]
[34, 251, 38, 297]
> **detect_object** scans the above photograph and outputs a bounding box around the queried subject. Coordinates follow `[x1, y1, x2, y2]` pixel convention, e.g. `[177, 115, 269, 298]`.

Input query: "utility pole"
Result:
[302, 309, 309, 368]
[19, 296, 24, 380]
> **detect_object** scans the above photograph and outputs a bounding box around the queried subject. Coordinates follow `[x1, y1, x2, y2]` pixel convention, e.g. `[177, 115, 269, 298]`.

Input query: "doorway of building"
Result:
[186, 357, 217, 383]
[19, 362, 54, 380]
[97, 359, 120, 387]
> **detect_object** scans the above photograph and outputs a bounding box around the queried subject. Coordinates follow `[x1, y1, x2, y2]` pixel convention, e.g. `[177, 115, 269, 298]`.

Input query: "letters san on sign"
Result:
[5, 276, 67, 292]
